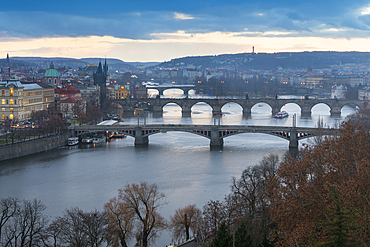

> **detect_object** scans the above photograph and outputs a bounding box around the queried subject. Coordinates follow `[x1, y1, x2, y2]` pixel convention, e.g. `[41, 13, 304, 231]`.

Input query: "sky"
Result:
[2, 0, 370, 62]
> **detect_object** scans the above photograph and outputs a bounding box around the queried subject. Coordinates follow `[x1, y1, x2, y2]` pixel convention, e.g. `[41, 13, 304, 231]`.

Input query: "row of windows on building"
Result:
[1, 97, 44, 105]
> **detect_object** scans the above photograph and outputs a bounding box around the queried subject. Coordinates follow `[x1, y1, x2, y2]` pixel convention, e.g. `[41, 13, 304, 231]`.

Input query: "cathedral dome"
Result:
[44, 63, 60, 78]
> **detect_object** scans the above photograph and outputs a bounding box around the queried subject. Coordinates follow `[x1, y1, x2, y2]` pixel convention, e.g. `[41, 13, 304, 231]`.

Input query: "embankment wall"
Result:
[0, 133, 69, 161]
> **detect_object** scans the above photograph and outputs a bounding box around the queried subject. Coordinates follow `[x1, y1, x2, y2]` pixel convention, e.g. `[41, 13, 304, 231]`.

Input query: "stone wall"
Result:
[0, 133, 69, 161]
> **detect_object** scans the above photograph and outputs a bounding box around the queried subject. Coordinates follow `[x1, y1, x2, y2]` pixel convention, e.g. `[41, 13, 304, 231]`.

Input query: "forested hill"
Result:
[159, 51, 370, 70]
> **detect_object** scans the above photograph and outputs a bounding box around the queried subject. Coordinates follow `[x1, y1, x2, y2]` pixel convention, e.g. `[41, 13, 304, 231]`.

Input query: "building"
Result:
[115, 85, 130, 99]
[78, 64, 98, 78]
[60, 97, 86, 118]
[0, 80, 45, 121]
[73, 84, 99, 105]
[331, 84, 347, 99]
[94, 60, 108, 107]
[133, 85, 147, 99]
[54, 85, 82, 100]
[37, 83, 55, 110]
[358, 87, 370, 100]
[44, 63, 60, 85]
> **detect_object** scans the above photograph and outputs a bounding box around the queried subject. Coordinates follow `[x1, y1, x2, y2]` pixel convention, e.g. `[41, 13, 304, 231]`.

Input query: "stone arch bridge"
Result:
[146, 85, 195, 96]
[115, 98, 363, 117]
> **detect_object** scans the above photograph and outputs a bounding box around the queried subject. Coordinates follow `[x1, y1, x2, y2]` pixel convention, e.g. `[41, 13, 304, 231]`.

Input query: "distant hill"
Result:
[5, 52, 370, 71]
[158, 51, 370, 70]
[7, 57, 160, 71]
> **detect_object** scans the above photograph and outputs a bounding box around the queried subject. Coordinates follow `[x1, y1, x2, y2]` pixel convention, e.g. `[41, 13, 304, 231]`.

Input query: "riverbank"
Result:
[0, 133, 69, 161]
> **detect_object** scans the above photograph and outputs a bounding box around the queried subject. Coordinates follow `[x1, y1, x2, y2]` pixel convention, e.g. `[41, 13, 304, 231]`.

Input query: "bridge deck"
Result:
[74, 124, 338, 135]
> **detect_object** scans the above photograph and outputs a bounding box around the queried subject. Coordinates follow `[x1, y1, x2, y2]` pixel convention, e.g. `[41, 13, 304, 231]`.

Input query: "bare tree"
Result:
[48, 207, 106, 247]
[0, 197, 19, 244]
[72, 100, 86, 117]
[116, 182, 167, 247]
[202, 200, 226, 233]
[3, 199, 48, 247]
[80, 210, 106, 247]
[104, 197, 134, 247]
[169, 205, 202, 241]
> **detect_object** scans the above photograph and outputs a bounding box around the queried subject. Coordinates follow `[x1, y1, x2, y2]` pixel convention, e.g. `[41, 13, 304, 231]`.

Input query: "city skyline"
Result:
[2, 0, 370, 62]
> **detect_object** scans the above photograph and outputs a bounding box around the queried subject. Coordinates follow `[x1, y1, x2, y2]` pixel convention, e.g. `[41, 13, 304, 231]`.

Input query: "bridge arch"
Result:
[281, 102, 302, 115]
[162, 88, 185, 97]
[221, 102, 243, 114]
[190, 102, 214, 115]
[250, 102, 273, 116]
[147, 88, 159, 97]
[162, 102, 182, 117]
[311, 103, 331, 115]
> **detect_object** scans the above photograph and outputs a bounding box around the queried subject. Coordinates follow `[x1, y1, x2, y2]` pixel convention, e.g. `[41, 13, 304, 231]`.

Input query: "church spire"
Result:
[97, 62, 103, 74]
[104, 57, 108, 75]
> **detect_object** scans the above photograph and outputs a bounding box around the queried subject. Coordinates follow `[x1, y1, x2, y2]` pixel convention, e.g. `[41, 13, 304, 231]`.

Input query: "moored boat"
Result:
[274, 111, 289, 119]
[92, 136, 106, 144]
[67, 137, 79, 146]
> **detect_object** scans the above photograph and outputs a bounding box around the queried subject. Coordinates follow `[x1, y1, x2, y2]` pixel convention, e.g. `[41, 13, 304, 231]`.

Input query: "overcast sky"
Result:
[2, 0, 370, 62]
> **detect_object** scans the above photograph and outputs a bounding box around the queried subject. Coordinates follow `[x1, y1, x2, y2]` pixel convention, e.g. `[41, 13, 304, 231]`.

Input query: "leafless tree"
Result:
[104, 197, 134, 247]
[169, 204, 202, 241]
[0, 197, 19, 244]
[231, 154, 280, 245]
[116, 182, 167, 247]
[72, 100, 86, 117]
[2, 199, 48, 247]
[48, 207, 106, 247]
[202, 200, 226, 233]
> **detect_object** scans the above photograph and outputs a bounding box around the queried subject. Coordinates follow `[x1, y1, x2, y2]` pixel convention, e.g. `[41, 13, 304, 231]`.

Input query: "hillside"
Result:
[159, 51, 370, 70]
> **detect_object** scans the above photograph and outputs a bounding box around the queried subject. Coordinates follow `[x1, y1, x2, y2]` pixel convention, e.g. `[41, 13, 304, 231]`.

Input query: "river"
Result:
[0, 91, 357, 246]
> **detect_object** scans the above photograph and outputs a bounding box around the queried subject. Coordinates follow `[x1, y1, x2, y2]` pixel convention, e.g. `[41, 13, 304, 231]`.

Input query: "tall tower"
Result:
[94, 61, 108, 109]
[6, 53, 9, 64]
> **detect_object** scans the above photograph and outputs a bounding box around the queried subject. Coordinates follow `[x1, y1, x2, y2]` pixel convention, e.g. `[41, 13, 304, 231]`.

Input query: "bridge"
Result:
[146, 84, 195, 96]
[73, 124, 338, 151]
[115, 98, 363, 117]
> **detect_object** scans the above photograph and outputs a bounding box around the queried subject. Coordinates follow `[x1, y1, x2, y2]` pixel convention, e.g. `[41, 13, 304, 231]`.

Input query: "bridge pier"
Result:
[330, 109, 341, 117]
[182, 110, 192, 117]
[134, 127, 149, 146]
[289, 128, 298, 149]
[288, 128, 299, 157]
[243, 109, 251, 118]
[300, 111, 311, 117]
[153, 111, 163, 118]
[210, 128, 223, 147]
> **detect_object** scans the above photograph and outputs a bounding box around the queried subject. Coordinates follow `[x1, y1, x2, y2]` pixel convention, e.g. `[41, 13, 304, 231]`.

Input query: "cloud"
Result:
[2, 0, 370, 62]
[174, 13, 194, 20]
[0, 1, 370, 41]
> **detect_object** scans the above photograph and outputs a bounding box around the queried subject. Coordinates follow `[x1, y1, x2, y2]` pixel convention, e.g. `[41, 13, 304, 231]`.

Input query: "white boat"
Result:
[274, 111, 289, 119]
[92, 136, 106, 144]
[81, 137, 93, 144]
[67, 137, 79, 146]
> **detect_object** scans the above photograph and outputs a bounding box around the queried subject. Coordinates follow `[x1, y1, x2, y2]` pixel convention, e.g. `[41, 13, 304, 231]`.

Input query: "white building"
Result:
[0, 80, 46, 121]
[331, 84, 347, 99]
[358, 87, 370, 100]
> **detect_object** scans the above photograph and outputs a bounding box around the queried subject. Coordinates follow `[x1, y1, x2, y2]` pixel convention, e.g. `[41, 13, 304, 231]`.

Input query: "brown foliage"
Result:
[169, 204, 202, 241]
[115, 182, 167, 247]
[267, 122, 370, 246]
[104, 197, 134, 247]
[86, 105, 102, 124]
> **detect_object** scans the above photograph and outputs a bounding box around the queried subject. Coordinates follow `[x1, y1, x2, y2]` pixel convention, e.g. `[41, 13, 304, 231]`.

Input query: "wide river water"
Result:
[0, 91, 357, 246]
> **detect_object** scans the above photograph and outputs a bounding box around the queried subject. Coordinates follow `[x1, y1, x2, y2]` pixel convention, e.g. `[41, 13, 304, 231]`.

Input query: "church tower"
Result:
[94, 59, 108, 109]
